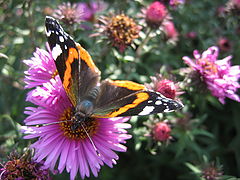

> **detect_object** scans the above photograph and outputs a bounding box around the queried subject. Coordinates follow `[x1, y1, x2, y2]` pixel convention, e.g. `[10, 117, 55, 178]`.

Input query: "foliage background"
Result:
[0, 0, 240, 179]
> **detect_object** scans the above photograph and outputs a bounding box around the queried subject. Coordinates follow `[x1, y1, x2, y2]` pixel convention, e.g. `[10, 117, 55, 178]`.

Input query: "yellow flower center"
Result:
[197, 58, 218, 75]
[51, 70, 58, 79]
[59, 108, 99, 140]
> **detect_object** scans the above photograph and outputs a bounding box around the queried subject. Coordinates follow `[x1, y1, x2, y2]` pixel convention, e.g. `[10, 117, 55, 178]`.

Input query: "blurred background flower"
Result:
[145, 74, 183, 100]
[52, 2, 82, 25]
[145, 1, 168, 29]
[76, 1, 107, 22]
[217, 37, 232, 52]
[201, 163, 223, 180]
[169, 0, 185, 8]
[183, 46, 240, 104]
[93, 13, 141, 52]
[162, 20, 179, 43]
[0, 150, 51, 180]
[151, 121, 172, 142]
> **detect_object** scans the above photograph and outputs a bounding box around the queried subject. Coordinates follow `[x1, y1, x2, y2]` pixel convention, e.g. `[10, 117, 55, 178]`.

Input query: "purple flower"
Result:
[0, 151, 51, 180]
[145, 1, 168, 28]
[52, 2, 82, 25]
[26, 76, 65, 109]
[23, 46, 132, 179]
[23, 43, 56, 89]
[201, 162, 223, 180]
[183, 46, 240, 104]
[169, 0, 185, 8]
[76, 1, 107, 22]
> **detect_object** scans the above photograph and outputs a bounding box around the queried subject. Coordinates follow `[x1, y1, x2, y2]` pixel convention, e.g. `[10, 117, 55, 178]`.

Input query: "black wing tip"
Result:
[173, 100, 184, 110]
[177, 101, 184, 109]
[45, 16, 57, 24]
[45, 16, 60, 30]
[163, 100, 183, 113]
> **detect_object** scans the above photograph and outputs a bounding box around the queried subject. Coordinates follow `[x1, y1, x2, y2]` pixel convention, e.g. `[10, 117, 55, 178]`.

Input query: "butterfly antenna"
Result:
[27, 120, 73, 127]
[80, 123, 101, 157]
[76, 45, 82, 105]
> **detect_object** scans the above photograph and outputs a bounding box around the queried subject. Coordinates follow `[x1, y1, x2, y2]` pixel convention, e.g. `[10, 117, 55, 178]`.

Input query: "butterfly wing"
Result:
[92, 80, 183, 118]
[45, 16, 100, 107]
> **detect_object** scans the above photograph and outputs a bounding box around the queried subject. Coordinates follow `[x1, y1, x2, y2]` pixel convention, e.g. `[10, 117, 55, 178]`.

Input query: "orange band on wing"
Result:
[106, 92, 149, 117]
[76, 44, 100, 74]
[62, 47, 79, 106]
[109, 80, 146, 91]
[63, 47, 78, 89]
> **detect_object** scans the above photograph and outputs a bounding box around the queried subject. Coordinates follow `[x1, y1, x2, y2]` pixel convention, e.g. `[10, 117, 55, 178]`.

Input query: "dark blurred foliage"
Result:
[0, 0, 240, 179]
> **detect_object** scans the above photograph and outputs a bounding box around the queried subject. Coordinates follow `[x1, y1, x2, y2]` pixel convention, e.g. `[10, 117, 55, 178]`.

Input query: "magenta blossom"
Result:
[183, 46, 240, 104]
[0, 151, 51, 180]
[145, 74, 183, 100]
[23, 46, 132, 179]
[169, 0, 185, 8]
[76, 1, 107, 22]
[23, 43, 56, 89]
[145, 1, 168, 28]
[162, 20, 179, 42]
[152, 122, 172, 142]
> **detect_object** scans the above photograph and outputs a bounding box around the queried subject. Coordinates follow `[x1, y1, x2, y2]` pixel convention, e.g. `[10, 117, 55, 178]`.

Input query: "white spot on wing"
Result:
[59, 36, 64, 42]
[138, 106, 155, 116]
[155, 100, 162, 105]
[164, 109, 173, 112]
[46, 29, 51, 37]
[52, 44, 62, 61]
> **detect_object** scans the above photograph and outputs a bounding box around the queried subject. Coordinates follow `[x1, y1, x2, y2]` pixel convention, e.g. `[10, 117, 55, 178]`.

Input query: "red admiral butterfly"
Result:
[45, 16, 183, 131]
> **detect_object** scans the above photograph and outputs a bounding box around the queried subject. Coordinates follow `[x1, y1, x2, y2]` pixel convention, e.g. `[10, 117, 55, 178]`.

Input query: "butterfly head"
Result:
[76, 100, 94, 116]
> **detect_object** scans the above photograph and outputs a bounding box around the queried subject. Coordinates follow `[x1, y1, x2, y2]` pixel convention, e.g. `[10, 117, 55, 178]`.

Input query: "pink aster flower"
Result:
[233, 0, 240, 9]
[152, 121, 172, 142]
[145, 1, 168, 28]
[162, 20, 179, 43]
[52, 2, 83, 25]
[26, 76, 65, 110]
[23, 43, 56, 89]
[228, 0, 240, 10]
[145, 74, 183, 100]
[185, 31, 197, 39]
[76, 1, 107, 22]
[23, 47, 132, 179]
[169, 0, 185, 8]
[217, 37, 231, 52]
[183, 46, 240, 104]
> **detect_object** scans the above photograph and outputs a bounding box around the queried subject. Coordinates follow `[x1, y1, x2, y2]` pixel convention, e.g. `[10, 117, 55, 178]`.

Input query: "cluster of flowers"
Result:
[49, 0, 181, 51]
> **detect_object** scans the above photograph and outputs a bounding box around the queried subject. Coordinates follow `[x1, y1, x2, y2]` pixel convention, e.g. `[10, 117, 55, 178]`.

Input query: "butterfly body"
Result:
[45, 16, 183, 130]
[71, 87, 100, 130]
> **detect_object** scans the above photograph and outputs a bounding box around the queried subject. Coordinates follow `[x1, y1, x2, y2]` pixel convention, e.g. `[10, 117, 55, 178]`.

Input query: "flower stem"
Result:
[136, 28, 152, 59]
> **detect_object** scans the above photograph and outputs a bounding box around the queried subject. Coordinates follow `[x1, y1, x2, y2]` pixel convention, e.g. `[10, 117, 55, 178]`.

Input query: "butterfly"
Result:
[45, 16, 183, 131]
